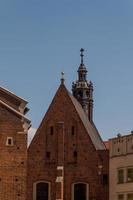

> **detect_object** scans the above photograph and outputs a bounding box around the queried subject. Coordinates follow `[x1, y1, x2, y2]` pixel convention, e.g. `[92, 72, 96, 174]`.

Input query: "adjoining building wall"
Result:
[0, 87, 30, 200]
[109, 134, 133, 200]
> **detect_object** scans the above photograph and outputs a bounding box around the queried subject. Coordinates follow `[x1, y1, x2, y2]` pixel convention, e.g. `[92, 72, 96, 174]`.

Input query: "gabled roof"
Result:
[68, 90, 106, 150]
[0, 86, 29, 114]
[0, 99, 31, 124]
[0, 86, 28, 104]
[29, 83, 106, 150]
[0, 86, 31, 126]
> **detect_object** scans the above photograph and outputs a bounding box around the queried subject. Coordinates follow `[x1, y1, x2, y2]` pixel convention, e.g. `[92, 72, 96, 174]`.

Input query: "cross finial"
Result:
[80, 48, 84, 65]
[61, 71, 65, 85]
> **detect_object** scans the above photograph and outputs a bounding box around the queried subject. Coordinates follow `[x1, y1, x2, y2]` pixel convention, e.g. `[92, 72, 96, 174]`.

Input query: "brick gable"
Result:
[28, 84, 109, 200]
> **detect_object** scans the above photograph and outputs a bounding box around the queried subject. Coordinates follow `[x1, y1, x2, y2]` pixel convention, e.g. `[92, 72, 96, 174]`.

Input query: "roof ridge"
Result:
[67, 90, 105, 150]
[0, 86, 28, 104]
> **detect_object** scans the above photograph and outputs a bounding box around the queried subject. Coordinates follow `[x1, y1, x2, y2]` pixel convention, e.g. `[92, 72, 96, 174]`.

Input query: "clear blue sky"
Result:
[0, 0, 133, 140]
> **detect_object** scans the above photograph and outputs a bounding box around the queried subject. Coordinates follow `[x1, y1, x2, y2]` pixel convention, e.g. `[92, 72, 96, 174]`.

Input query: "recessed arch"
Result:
[72, 182, 89, 200]
[33, 180, 51, 200]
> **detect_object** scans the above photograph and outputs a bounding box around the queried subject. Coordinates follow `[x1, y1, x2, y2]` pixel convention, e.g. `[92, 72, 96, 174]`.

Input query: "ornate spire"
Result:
[80, 48, 84, 65]
[72, 49, 94, 123]
[78, 49, 87, 81]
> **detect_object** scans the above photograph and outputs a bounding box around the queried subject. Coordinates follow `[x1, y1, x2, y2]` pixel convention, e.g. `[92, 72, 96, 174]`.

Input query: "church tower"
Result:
[28, 49, 109, 200]
[72, 49, 93, 123]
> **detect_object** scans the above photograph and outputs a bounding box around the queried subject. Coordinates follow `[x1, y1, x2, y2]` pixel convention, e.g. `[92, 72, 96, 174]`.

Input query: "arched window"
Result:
[86, 91, 89, 97]
[72, 183, 89, 200]
[78, 91, 83, 98]
[33, 181, 50, 200]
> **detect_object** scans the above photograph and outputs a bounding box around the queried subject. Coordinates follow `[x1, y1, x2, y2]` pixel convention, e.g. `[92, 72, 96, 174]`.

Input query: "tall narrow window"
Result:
[46, 152, 51, 159]
[73, 151, 77, 162]
[73, 183, 88, 200]
[117, 169, 124, 184]
[72, 126, 75, 135]
[73, 151, 77, 158]
[36, 182, 49, 200]
[6, 137, 14, 146]
[127, 168, 133, 182]
[50, 126, 54, 135]
[103, 174, 108, 185]
[8, 138, 12, 145]
[78, 91, 83, 98]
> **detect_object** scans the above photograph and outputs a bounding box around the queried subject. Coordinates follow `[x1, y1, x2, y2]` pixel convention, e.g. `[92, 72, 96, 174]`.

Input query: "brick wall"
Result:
[28, 84, 109, 200]
[0, 104, 27, 200]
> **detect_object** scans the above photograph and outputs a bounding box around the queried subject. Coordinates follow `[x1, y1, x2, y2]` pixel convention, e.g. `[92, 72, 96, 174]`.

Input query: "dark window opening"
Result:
[74, 183, 87, 200]
[8, 139, 12, 145]
[6, 137, 14, 146]
[83, 74, 86, 80]
[72, 126, 75, 135]
[118, 169, 124, 184]
[127, 168, 133, 182]
[103, 174, 108, 185]
[78, 91, 83, 98]
[46, 152, 51, 159]
[80, 74, 83, 81]
[73, 151, 77, 158]
[50, 126, 54, 135]
[86, 91, 89, 97]
[73, 151, 77, 162]
[36, 182, 49, 200]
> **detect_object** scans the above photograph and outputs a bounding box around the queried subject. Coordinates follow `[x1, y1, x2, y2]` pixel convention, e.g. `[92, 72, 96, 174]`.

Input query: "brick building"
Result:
[0, 87, 31, 200]
[0, 49, 109, 200]
[28, 49, 109, 200]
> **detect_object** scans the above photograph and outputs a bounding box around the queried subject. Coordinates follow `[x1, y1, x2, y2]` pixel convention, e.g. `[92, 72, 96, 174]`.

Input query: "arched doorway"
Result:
[33, 181, 50, 200]
[73, 183, 88, 200]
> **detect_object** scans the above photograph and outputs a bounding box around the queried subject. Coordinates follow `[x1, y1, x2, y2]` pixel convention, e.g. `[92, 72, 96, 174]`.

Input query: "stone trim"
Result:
[57, 166, 64, 170]
[0, 99, 30, 123]
[56, 176, 63, 183]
